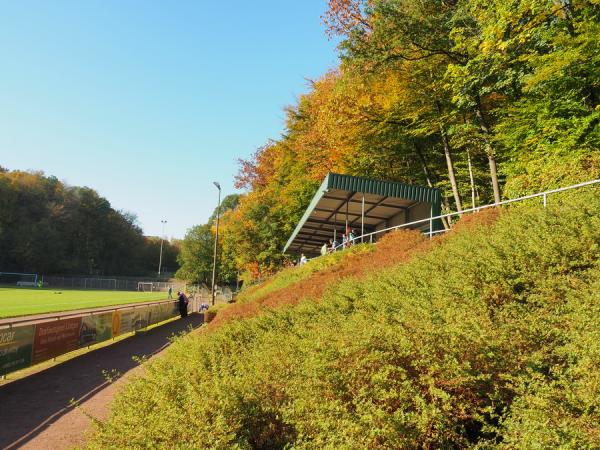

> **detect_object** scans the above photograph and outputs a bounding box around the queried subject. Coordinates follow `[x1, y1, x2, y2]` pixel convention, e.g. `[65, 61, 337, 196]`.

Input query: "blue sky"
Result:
[0, 1, 339, 238]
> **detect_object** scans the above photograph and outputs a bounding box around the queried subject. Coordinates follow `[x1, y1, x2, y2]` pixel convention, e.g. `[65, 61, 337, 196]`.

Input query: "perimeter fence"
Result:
[186, 284, 236, 306]
[0, 297, 198, 377]
[41, 276, 186, 292]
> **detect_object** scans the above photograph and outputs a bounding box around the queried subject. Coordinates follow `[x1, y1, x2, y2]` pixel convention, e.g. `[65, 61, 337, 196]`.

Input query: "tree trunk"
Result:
[467, 150, 476, 208]
[474, 97, 501, 203]
[435, 101, 463, 212]
[413, 141, 435, 188]
[487, 154, 501, 204]
[414, 141, 451, 229]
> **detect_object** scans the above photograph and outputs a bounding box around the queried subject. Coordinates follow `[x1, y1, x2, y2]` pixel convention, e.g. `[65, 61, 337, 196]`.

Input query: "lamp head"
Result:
[213, 181, 221, 190]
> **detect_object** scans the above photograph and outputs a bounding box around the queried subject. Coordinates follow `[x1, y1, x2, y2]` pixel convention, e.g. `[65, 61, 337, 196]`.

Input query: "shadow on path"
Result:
[0, 314, 204, 449]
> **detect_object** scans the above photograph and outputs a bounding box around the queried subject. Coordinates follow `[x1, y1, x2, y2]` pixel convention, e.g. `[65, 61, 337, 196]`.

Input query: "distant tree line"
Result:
[0, 168, 179, 276]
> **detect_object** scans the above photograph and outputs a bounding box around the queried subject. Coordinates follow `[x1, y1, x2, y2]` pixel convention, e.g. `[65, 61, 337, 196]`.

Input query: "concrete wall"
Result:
[388, 209, 408, 228]
[372, 202, 433, 241]
[408, 202, 432, 228]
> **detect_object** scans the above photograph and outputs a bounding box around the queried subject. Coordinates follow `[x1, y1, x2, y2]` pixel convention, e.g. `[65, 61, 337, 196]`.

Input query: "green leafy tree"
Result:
[175, 224, 215, 284]
[176, 194, 241, 285]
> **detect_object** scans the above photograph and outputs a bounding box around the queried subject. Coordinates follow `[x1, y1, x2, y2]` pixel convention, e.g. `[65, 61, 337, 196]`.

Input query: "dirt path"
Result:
[0, 314, 204, 450]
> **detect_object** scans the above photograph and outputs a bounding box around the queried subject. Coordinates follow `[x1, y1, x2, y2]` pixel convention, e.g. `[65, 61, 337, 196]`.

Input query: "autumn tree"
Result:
[189, 0, 599, 281]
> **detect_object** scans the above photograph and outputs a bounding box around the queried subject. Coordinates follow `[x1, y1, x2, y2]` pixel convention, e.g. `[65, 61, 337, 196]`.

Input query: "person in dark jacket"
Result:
[177, 291, 189, 318]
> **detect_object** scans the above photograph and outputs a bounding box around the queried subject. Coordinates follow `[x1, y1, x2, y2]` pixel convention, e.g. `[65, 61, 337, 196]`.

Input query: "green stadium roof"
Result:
[284, 173, 442, 256]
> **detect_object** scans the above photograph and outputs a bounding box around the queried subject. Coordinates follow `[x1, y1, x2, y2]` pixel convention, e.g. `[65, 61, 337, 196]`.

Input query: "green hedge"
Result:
[90, 190, 600, 449]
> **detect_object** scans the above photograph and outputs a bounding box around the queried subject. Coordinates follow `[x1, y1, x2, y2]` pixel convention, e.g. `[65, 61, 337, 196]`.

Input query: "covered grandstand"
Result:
[284, 173, 443, 256]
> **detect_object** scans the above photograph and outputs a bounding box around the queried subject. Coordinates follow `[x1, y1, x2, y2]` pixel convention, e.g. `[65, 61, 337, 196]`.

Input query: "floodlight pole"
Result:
[158, 220, 167, 276]
[211, 182, 222, 306]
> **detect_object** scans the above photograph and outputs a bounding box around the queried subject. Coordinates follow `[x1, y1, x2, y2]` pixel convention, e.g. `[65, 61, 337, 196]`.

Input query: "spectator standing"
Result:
[348, 228, 356, 246]
[299, 253, 308, 265]
[177, 291, 189, 318]
[320, 242, 328, 256]
[328, 239, 336, 253]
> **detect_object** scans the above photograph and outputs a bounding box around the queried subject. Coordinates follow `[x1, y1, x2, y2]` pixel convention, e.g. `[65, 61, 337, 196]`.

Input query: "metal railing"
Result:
[309, 178, 600, 259]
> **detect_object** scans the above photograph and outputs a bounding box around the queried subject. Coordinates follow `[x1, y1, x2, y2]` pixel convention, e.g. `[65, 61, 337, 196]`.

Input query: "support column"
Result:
[334, 212, 337, 243]
[429, 204, 434, 240]
[345, 201, 349, 231]
[361, 193, 365, 243]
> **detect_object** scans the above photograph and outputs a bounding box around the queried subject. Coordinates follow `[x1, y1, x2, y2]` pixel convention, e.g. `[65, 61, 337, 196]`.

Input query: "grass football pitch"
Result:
[0, 287, 168, 319]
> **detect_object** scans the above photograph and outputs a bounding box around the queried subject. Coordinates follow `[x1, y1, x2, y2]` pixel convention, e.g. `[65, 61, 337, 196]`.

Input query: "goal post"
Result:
[83, 278, 117, 290]
[0, 272, 38, 287]
[137, 281, 154, 292]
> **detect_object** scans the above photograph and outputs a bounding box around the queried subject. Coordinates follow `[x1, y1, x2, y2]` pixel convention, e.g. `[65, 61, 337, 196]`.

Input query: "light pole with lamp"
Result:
[158, 220, 167, 276]
[211, 182, 221, 306]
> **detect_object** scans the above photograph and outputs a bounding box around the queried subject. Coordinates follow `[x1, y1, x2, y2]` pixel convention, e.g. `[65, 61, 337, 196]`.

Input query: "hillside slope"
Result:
[90, 191, 600, 449]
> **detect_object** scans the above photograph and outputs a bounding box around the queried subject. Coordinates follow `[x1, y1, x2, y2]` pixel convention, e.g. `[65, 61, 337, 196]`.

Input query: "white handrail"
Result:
[306, 178, 600, 258]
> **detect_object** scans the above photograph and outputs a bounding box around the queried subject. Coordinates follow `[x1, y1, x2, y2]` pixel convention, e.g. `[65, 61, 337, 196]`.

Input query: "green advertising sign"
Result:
[79, 313, 113, 347]
[117, 309, 137, 335]
[148, 302, 176, 326]
[0, 325, 35, 375]
[118, 308, 149, 334]
[95, 313, 114, 342]
[134, 307, 150, 330]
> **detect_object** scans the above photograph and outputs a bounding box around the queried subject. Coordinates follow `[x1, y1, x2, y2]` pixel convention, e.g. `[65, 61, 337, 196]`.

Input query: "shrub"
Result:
[89, 189, 600, 449]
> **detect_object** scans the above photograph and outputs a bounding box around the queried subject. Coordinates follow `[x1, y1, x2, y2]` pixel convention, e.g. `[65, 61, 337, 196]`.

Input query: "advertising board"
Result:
[112, 310, 121, 337]
[1, 300, 185, 376]
[118, 308, 150, 335]
[146, 305, 156, 326]
[32, 317, 82, 364]
[0, 325, 35, 375]
[79, 313, 113, 346]
[150, 302, 177, 325]
[135, 307, 150, 330]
